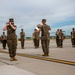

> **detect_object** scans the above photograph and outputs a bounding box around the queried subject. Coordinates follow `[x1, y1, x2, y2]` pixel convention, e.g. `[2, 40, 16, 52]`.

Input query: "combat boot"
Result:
[42, 54, 49, 56]
[13, 57, 17, 61]
[10, 58, 13, 61]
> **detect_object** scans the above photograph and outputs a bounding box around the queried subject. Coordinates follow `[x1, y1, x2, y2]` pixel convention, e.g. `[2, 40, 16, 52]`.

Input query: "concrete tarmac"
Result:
[0, 39, 75, 75]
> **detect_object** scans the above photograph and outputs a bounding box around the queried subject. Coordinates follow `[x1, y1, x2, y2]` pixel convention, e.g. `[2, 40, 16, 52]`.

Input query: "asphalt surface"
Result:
[0, 39, 75, 75]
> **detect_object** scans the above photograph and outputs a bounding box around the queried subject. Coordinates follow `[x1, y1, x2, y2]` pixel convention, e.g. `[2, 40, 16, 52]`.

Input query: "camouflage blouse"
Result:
[20, 32, 25, 39]
[41, 24, 51, 40]
[7, 25, 17, 40]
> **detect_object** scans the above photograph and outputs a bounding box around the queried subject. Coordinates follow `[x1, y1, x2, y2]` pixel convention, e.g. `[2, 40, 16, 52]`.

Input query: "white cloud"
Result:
[0, 0, 75, 37]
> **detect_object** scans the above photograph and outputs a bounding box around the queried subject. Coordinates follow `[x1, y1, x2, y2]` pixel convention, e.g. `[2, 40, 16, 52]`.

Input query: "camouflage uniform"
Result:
[55, 29, 60, 47]
[33, 29, 40, 48]
[20, 31, 25, 49]
[7, 25, 17, 58]
[71, 28, 75, 47]
[1, 33, 7, 49]
[41, 24, 51, 55]
[58, 30, 64, 48]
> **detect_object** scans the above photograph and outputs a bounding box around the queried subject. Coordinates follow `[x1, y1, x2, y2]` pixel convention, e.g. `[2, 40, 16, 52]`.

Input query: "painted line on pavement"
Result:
[0, 50, 75, 66]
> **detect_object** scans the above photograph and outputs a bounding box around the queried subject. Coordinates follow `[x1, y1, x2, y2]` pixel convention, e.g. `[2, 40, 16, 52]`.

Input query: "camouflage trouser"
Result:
[56, 37, 60, 47]
[33, 39, 39, 47]
[41, 40, 49, 54]
[71, 38, 75, 46]
[7, 39, 17, 57]
[48, 39, 50, 47]
[21, 39, 25, 48]
[59, 39, 63, 47]
[2, 40, 7, 49]
[37, 39, 39, 47]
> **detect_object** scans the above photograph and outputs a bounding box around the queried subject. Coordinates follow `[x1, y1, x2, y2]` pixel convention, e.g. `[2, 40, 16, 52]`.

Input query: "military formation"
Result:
[0, 18, 75, 61]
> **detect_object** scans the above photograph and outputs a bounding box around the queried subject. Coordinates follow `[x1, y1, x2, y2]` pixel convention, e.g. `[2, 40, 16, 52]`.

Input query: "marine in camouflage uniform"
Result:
[1, 32, 7, 49]
[55, 29, 60, 47]
[58, 29, 64, 48]
[71, 28, 75, 47]
[3, 18, 17, 61]
[20, 29, 25, 49]
[32, 29, 40, 48]
[40, 19, 51, 56]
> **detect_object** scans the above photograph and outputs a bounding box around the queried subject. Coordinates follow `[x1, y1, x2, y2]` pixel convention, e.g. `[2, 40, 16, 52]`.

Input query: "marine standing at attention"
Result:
[1, 32, 7, 49]
[20, 29, 25, 49]
[71, 28, 75, 47]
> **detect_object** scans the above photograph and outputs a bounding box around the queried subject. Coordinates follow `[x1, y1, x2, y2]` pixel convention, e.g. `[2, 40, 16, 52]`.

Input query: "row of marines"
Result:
[33, 27, 75, 48]
[0, 29, 25, 49]
[0, 18, 75, 61]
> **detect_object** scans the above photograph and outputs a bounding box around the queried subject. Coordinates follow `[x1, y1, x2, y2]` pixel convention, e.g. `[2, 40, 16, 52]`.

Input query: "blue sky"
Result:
[0, 0, 75, 37]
